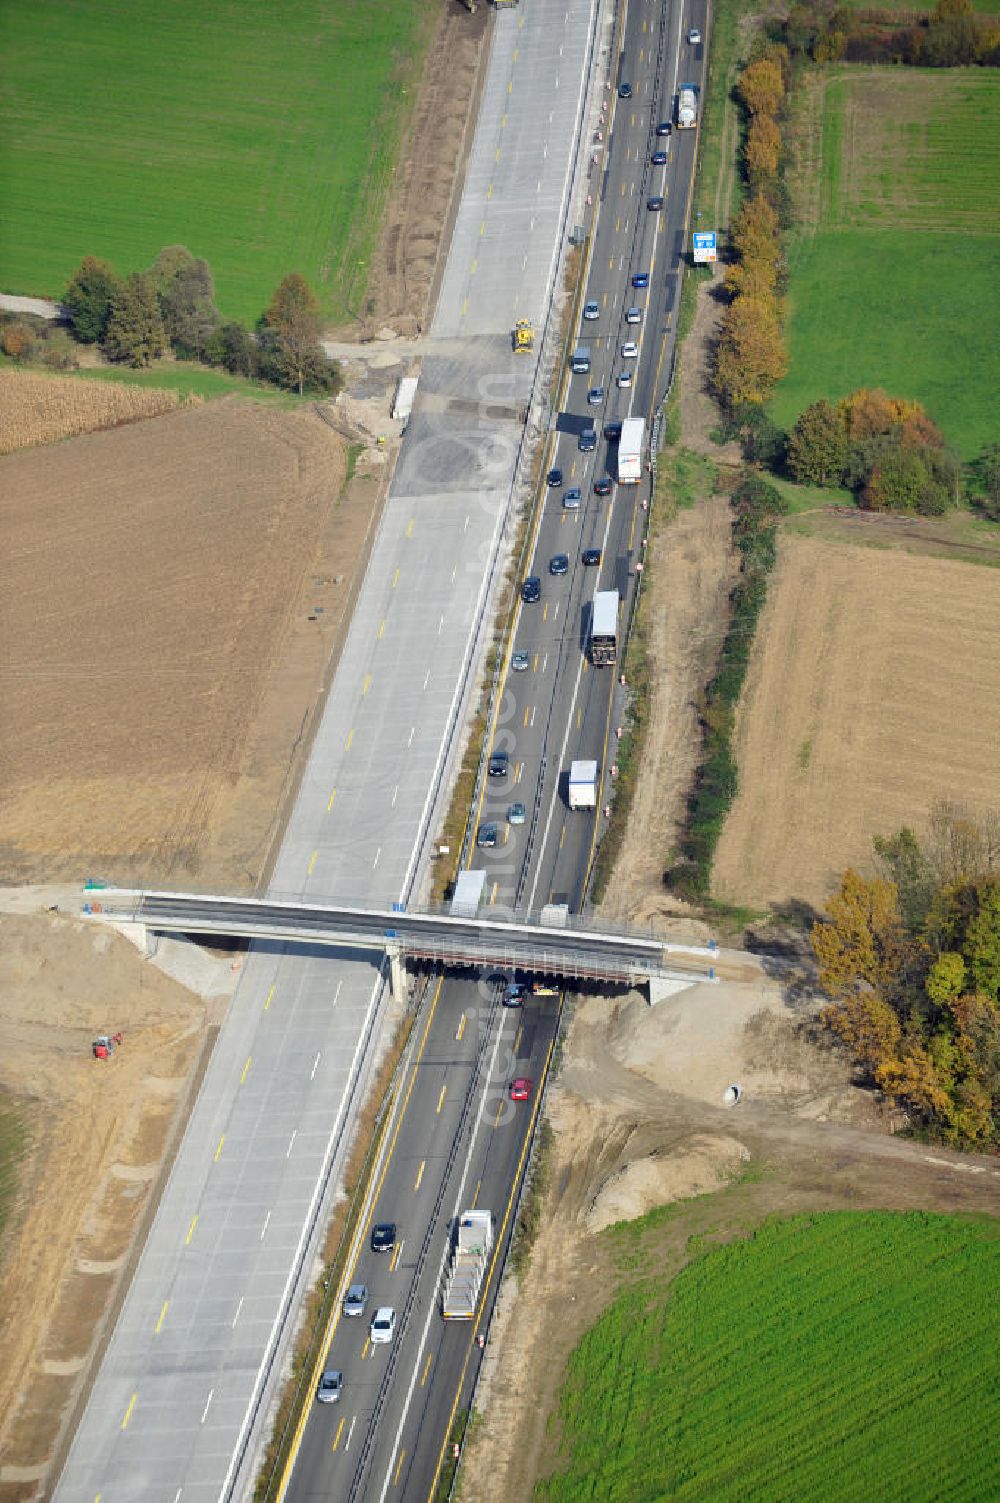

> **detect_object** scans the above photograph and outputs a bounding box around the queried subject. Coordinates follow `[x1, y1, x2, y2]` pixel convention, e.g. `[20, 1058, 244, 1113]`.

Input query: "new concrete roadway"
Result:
[53, 3, 603, 1501]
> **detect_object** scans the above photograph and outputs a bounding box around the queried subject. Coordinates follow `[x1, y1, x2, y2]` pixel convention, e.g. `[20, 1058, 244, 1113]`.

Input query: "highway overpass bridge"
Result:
[84, 887, 718, 1003]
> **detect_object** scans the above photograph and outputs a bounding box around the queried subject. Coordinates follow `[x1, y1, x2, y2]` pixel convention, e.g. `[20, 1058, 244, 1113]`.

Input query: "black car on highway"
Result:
[371, 1222, 397, 1254]
[488, 749, 509, 778]
[522, 576, 541, 603]
[549, 554, 569, 576]
[594, 477, 613, 497]
[546, 467, 563, 488]
[604, 421, 622, 442]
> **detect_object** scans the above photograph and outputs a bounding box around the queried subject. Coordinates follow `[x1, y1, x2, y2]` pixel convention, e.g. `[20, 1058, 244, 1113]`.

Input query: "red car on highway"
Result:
[510, 1078, 533, 1103]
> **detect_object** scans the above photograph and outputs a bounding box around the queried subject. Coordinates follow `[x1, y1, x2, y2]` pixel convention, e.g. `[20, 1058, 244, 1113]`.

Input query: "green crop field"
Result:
[0, 0, 431, 325]
[537, 1212, 1000, 1503]
[772, 70, 1000, 458]
[0, 1098, 28, 1250]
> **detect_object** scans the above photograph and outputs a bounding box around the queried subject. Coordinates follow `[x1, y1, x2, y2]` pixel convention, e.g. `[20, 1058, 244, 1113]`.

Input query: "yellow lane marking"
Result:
[155, 1301, 169, 1335]
[577, 706, 583, 729]
[332, 1416, 345, 1452]
[533, 654, 539, 672]
[406, 517, 414, 537]
[462, 297, 468, 315]
[362, 1337, 371, 1360]
[436, 1084, 447, 1115]
[496, 147, 501, 162]
[378, 619, 386, 639]
[480, 220, 486, 236]
[616, 216, 621, 232]
[121, 1393, 137, 1430]
[362, 673, 372, 695]
[543, 602, 549, 622]
[493, 1097, 503, 1128]
[421, 1352, 433, 1387]
[471, 259, 478, 274]
[523, 706, 530, 727]
[265, 984, 274, 1010]
[487, 183, 493, 200]
[307, 850, 318, 876]
[490, 881, 499, 903]
[327, 789, 337, 812]
[501, 113, 507, 128]
[240, 1056, 251, 1085]
[560, 827, 566, 849]
[274, 981, 445, 1498]
[414, 1159, 426, 1193]
[394, 1450, 407, 1487]
[346, 728, 355, 750]
[214, 1135, 225, 1163]
[514, 1025, 523, 1053]
[390, 1241, 403, 1274]
[456, 1013, 467, 1042]
[185, 1215, 198, 1246]
[472, 1177, 482, 1208]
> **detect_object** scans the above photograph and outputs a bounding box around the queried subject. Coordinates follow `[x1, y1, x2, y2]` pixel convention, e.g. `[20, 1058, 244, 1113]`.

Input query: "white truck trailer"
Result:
[617, 416, 644, 483]
[442, 1209, 494, 1319]
[568, 759, 598, 811]
[590, 589, 620, 666]
[677, 84, 698, 129]
[392, 375, 419, 427]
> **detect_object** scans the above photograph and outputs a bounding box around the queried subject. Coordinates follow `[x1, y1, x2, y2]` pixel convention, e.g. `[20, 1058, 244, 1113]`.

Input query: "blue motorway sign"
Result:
[692, 230, 717, 264]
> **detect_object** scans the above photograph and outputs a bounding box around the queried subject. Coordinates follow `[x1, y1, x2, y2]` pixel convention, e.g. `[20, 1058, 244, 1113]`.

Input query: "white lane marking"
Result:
[174, 1490, 183, 1503]
[423, 669, 431, 689]
[311, 1052, 321, 1080]
[391, 785, 398, 807]
[438, 615, 445, 635]
[232, 1297, 244, 1329]
[334, 980, 342, 1004]
[345, 1415, 357, 1452]
[287, 1130, 297, 1158]
[260, 1211, 271, 1241]
[408, 726, 415, 746]
[464, 514, 470, 532]
[201, 1389, 214, 1424]
[373, 847, 381, 869]
[553, 602, 560, 622]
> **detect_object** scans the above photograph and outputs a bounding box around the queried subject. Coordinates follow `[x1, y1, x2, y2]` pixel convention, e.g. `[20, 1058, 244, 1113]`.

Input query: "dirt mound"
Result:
[586, 1134, 750, 1232]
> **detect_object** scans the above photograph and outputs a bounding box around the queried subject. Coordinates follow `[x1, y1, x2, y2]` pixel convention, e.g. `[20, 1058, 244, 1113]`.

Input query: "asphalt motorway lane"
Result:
[285, 0, 709, 1498]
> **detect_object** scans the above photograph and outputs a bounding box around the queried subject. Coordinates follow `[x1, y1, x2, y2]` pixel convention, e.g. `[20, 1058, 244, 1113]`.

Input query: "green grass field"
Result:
[0, 1098, 28, 1251]
[772, 70, 1000, 458]
[0, 0, 431, 324]
[537, 1212, 1000, 1503]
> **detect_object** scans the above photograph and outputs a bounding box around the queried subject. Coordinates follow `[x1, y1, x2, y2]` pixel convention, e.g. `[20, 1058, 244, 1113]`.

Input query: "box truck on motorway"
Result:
[590, 590, 620, 666]
[568, 759, 598, 810]
[442, 1210, 494, 1319]
[617, 416, 644, 483]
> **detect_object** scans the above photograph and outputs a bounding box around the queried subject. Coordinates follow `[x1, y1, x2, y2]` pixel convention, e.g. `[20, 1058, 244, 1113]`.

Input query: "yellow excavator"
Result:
[512, 319, 534, 355]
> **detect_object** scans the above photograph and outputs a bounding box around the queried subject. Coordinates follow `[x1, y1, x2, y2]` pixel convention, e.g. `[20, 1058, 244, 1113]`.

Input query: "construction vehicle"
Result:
[512, 319, 534, 354]
[442, 1209, 494, 1319]
[92, 1032, 124, 1059]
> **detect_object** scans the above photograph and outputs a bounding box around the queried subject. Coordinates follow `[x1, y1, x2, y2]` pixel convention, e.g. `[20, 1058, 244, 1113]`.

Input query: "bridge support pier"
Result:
[387, 943, 407, 1003]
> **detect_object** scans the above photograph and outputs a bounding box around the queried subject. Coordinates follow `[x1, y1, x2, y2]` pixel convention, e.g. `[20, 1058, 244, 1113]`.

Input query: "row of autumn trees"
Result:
[812, 807, 1000, 1147]
[784, 0, 1000, 70]
[61, 249, 339, 395]
[713, 47, 791, 413]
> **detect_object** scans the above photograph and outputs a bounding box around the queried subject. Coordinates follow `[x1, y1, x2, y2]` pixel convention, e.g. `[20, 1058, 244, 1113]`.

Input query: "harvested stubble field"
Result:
[712, 534, 1000, 910]
[0, 398, 367, 888]
[0, 368, 183, 455]
[773, 69, 1000, 457]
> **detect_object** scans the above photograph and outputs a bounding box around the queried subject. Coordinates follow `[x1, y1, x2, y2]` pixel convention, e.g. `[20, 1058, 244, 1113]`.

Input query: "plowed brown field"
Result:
[712, 535, 1000, 910]
[0, 398, 362, 888]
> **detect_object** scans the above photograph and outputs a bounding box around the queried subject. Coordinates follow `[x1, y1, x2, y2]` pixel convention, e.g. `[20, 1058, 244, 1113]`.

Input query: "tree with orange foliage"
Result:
[745, 115, 782, 187]
[714, 295, 788, 408]
[730, 195, 781, 268]
[737, 57, 785, 118]
[811, 870, 906, 1001]
[724, 257, 778, 303]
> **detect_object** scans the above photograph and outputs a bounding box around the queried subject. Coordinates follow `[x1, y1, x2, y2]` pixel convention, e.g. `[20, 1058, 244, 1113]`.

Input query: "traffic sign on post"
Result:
[692, 230, 717, 264]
